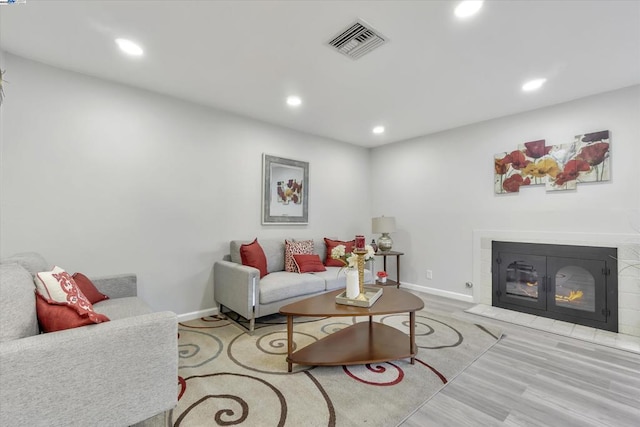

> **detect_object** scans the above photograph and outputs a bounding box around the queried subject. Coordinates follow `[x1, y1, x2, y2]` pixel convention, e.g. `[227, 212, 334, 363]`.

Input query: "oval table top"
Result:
[279, 286, 424, 317]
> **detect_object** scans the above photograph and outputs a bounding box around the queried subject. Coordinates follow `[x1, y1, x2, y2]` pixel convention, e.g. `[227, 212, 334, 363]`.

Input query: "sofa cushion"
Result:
[239, 239, 268, 278]
[72, 272, 110, 304]
[293, 254, 327, 273]
[324, 238, 356, 267]
[93, 297, 153, 320]
[312, 267, 375, 291]
[285, 240, 314, 272]
[258, 271, 325, 304]
[230, 240, 249, 265]
[0, 252, 49, 276]
[231, 239, 288, 273]
[35, 292, 110, 333]
[313, 239, 328, 264]
[0, 263, 39, 343]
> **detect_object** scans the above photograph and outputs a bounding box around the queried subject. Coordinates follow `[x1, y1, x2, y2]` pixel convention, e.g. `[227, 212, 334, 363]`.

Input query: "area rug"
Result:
[169, 310, 502, 426]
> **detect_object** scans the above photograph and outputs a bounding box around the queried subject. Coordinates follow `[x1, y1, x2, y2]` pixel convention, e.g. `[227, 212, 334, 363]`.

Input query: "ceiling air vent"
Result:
[327, 20, 387, 60]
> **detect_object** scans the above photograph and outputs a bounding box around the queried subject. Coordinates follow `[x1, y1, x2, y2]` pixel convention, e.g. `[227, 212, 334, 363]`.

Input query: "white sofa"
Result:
[214, 238, 373, 332]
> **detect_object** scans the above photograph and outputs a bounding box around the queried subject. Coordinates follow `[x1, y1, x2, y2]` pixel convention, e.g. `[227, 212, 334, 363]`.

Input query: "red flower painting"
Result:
[523, 140, 552, 159]
[577, 142, 609, 166]
[495, 158, 508, 175]
[581, 130, 609, 142]
[503, 174, 531, 193]
[495, 130, 610, 194]
[554, 159, 591, 186]
[505, 150, 530, 170]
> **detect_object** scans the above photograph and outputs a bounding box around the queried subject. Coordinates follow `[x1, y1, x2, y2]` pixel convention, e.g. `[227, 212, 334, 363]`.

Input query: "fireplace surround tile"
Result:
[615, 337, 640, 353]
[550, 320, 575, 335]
[513, 311, 537, 326]
[530, 316, 555, 329]
[466, 304, 640, 354]
[594, 330, 619, 347]
[572, 324, 597, 341]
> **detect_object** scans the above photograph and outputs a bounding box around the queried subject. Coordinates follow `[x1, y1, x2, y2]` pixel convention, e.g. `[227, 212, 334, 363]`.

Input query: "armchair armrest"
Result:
[0, 311, 178, 427]
[213, 260, 259, 320]
[92, 274, 137, 299]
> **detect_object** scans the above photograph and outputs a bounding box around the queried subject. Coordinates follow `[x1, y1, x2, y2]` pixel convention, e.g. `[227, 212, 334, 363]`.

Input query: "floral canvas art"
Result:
[494, 130, 610, 194]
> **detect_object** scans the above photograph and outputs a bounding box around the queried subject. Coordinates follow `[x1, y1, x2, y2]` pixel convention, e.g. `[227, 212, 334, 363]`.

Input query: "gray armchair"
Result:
[0, 253, 178, 427]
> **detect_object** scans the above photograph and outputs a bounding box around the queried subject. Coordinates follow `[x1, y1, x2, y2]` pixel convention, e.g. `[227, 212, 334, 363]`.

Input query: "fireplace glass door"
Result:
[547, 257, 606, 322]
[498, 253, 546, 311]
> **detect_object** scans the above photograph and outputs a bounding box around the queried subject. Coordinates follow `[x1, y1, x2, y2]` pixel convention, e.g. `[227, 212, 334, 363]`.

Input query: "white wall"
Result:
[0, 54, 372, 315]
[3, 53, 638, 314]
[371, 85, 640, 299]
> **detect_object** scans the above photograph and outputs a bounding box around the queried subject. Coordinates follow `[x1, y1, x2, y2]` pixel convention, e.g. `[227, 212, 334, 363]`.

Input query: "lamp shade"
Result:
[372, 216, 396, 234]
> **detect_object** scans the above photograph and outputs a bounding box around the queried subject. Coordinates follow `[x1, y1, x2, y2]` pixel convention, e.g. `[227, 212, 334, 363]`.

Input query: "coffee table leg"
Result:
[409, 311, 416, 365]
[287, 315, 293, 372]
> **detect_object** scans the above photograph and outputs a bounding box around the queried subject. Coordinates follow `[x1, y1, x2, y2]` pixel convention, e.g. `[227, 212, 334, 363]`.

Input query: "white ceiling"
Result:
[1, 1, 639, 147]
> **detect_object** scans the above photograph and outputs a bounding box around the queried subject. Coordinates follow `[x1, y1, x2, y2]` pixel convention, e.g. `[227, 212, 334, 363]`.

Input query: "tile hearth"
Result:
[466, 304, 640, 354]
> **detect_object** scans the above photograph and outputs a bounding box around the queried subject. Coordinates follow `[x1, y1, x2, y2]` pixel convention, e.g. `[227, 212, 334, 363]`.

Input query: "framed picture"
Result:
[262, 154, 309, 225]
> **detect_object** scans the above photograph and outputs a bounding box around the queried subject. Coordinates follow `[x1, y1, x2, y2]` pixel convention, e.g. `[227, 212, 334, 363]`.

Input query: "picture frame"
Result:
[262, 154, 309, 225]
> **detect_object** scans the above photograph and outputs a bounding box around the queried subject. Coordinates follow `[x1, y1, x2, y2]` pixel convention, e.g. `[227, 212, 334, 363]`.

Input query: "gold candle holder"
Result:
[353, 249, 368, 301]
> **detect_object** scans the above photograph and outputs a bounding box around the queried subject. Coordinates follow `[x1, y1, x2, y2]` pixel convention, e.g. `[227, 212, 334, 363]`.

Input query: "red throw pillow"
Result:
[35, 266, 109, 325]
[293, 254, 327, 273]
[35, 292, 110, 333]
[72, 272, 109, 304]
[240, 238, 268, 278]
[324, 238, 356, 267]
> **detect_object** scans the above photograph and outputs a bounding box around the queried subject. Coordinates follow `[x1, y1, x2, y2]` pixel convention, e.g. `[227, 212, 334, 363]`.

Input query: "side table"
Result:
[374, 250, 404, 288]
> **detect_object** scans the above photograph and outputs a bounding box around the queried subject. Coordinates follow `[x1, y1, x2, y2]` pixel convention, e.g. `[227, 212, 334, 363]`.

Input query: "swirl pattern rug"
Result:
[170, 311, 501, 426]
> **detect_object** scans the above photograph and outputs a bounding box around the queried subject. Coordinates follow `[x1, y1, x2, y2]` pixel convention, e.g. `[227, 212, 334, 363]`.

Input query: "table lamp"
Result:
[372, 216, 396, 252]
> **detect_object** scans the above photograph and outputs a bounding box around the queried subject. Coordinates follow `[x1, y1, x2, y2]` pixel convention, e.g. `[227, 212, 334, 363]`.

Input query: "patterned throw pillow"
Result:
[34, 266, 110, 330]
[284, 240, 314, 272]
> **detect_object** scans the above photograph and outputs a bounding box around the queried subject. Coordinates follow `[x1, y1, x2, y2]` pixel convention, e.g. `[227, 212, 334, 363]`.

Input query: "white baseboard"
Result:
[177, 307, 219, 322]
[400, 282, 474, 303]
[176, 284, 472, 321]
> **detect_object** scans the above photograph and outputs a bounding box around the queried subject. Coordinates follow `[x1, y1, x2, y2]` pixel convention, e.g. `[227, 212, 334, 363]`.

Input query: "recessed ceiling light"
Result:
[115, 38, 144, 56]
[372, 126, 385, 134]
[522, 78, 547, 92]
[455, 1, 484, 18]
[286, 96, 302, 107]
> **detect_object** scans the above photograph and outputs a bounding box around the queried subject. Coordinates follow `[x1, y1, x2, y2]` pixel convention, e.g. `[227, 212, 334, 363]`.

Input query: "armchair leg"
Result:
[217, 303, 225, 318]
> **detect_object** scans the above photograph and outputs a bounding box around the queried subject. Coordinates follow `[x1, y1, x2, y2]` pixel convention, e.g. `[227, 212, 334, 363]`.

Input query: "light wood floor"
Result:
[401, 292, 640, 427]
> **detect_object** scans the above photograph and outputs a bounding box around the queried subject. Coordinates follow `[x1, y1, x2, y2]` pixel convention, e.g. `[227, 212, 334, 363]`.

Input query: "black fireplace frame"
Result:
[492, 241, 618, 332]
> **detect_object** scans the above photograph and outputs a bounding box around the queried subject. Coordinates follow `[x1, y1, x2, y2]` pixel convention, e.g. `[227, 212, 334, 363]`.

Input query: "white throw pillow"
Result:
[34, 266, 92, 310]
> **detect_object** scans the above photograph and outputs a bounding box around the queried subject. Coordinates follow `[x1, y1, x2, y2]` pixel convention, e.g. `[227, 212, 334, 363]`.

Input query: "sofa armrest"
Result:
[91, 274, 137, 298]
[214, 260, 259, 320]
[0, 311, 177, 427]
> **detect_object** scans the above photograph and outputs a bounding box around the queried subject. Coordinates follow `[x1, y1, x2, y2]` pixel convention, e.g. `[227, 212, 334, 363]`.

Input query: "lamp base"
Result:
[378, 233, 393, 252]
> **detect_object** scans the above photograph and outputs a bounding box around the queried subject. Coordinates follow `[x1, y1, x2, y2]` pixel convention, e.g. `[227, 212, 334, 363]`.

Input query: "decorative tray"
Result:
[335, 286, 383, 307]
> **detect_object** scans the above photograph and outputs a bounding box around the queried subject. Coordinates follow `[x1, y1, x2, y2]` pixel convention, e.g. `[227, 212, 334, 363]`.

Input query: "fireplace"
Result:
[492, 241, 618, 332]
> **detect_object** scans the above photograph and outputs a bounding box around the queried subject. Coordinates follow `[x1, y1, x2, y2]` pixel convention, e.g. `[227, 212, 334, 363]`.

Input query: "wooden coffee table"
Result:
[279, 287, 424, 372]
